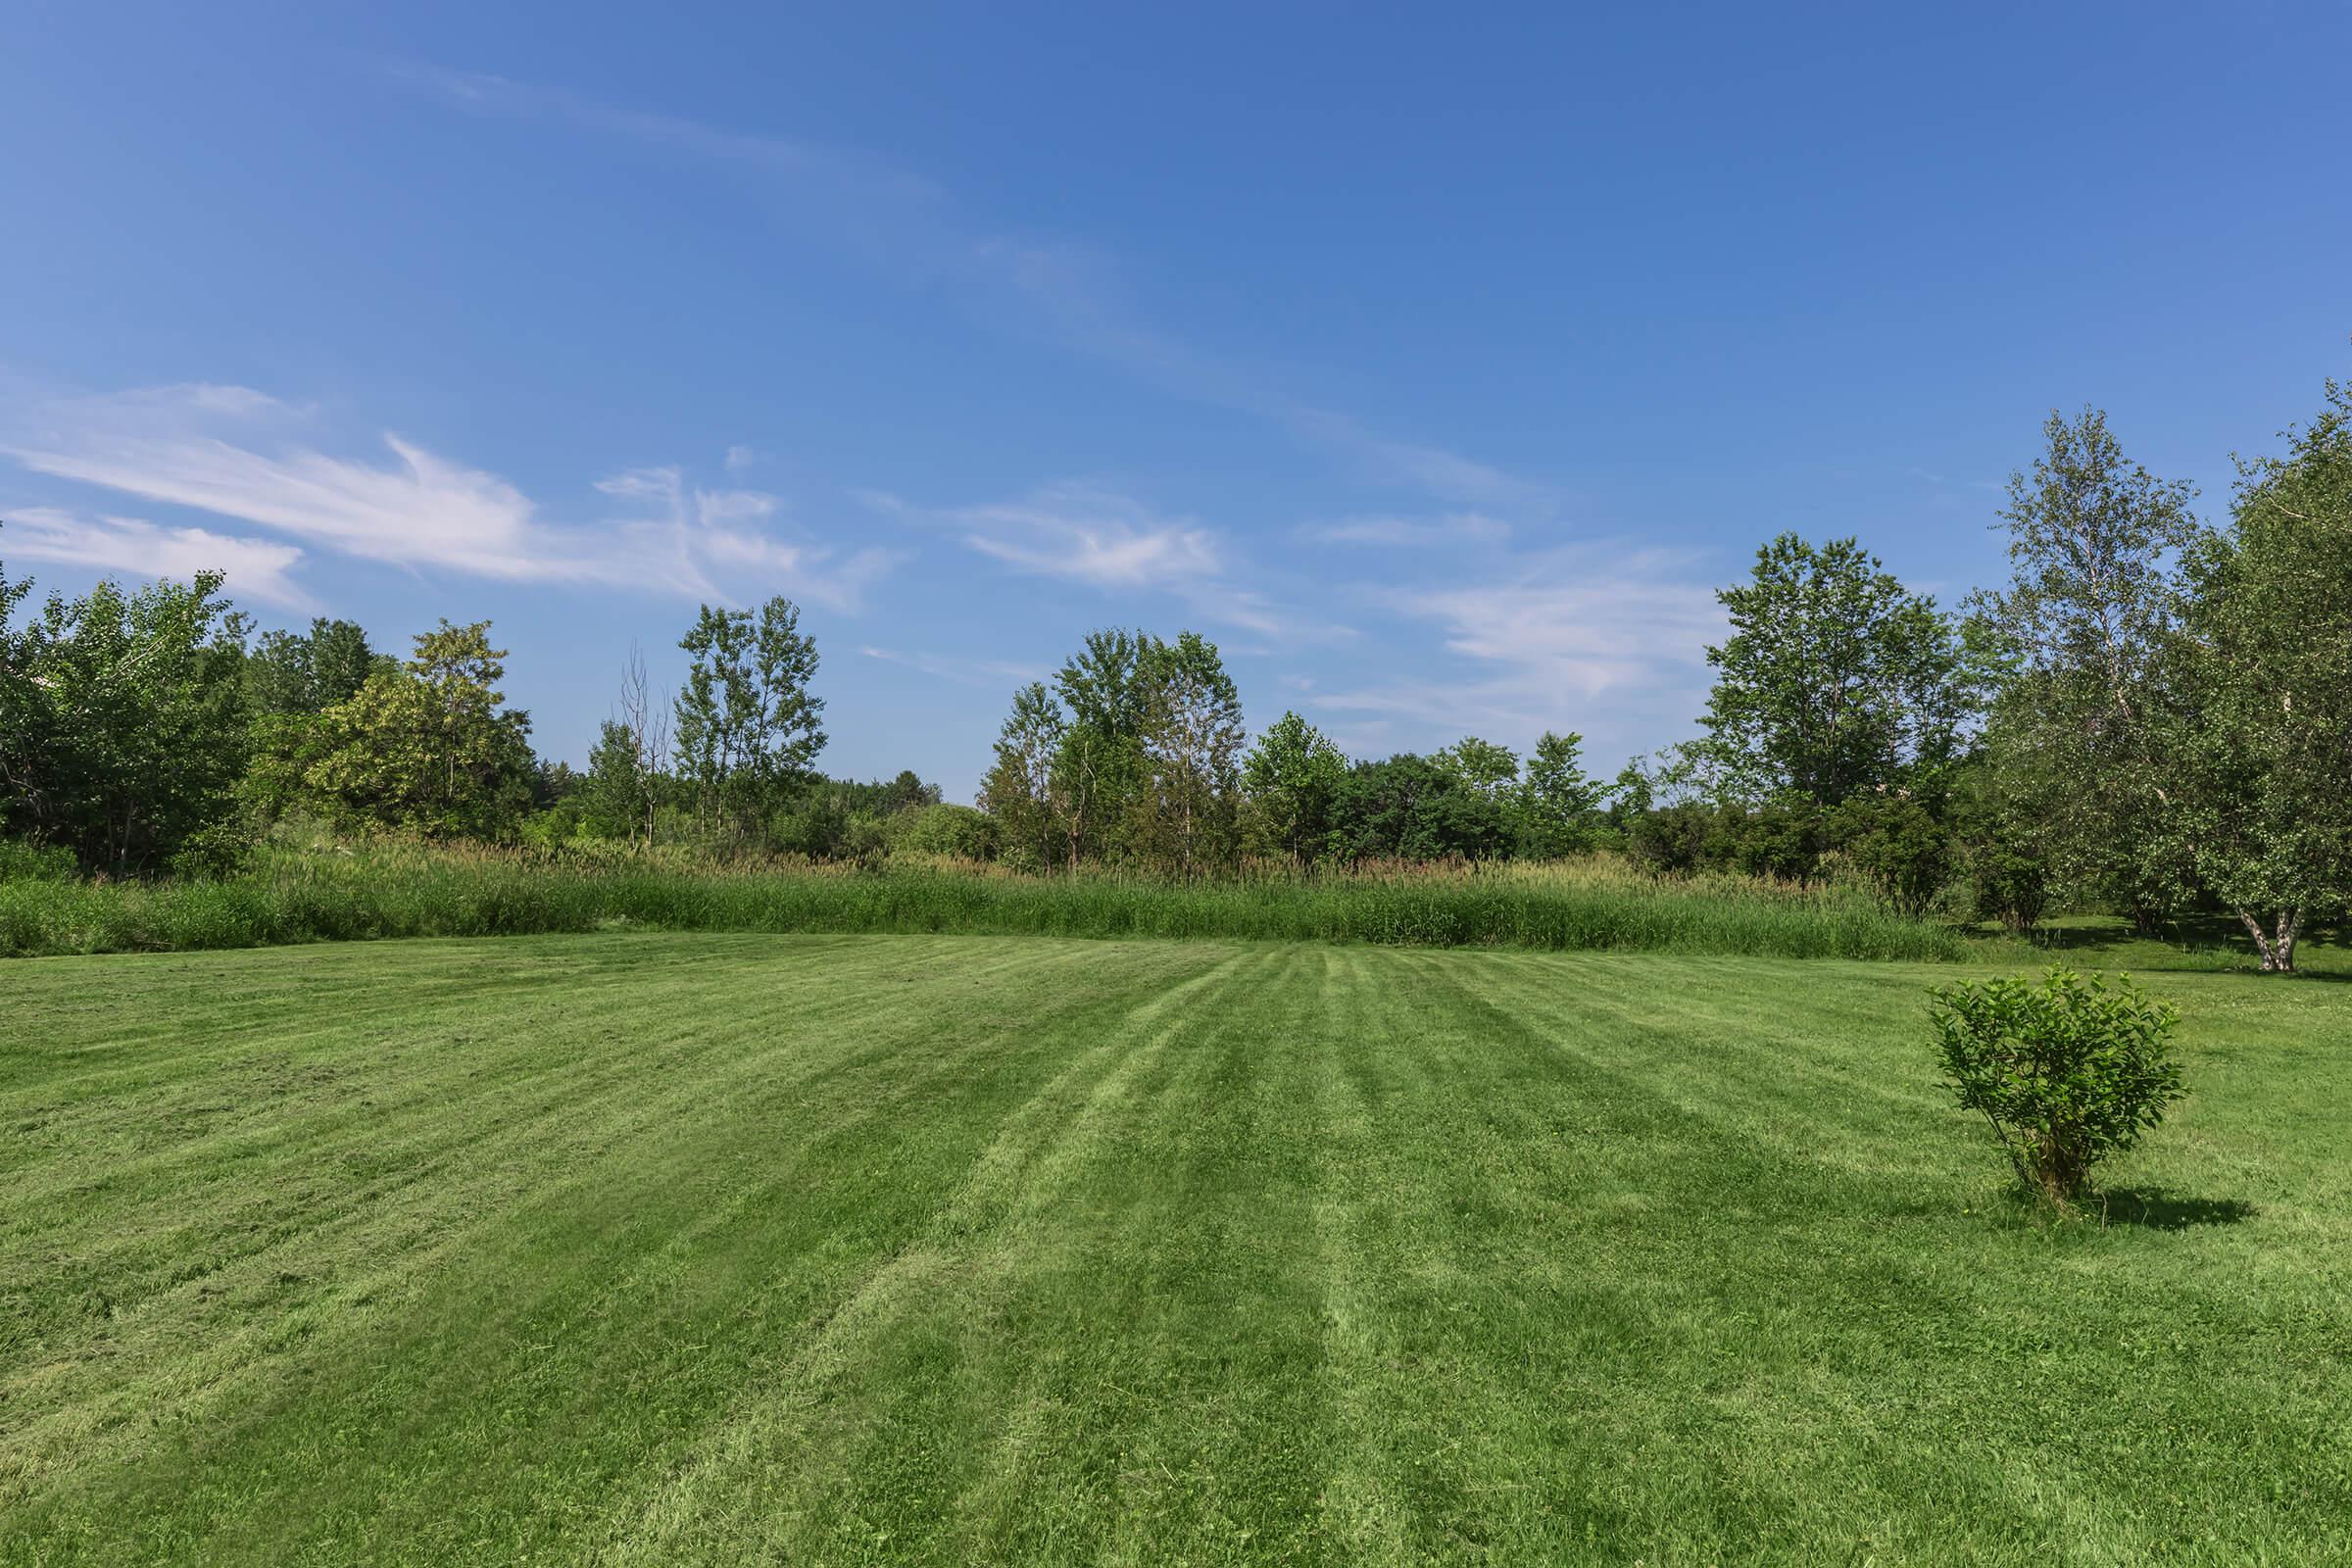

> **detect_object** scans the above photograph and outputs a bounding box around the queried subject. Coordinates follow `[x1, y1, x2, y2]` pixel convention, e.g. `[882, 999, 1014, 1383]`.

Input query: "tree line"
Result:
[3, 370, 2346, 965]
[1613, 380, 2351, 971]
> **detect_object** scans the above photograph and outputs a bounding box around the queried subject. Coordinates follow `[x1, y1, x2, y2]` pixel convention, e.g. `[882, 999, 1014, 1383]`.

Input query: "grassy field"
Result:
[5, 935, 2350, 1565]
[0, 847, 1975, 962]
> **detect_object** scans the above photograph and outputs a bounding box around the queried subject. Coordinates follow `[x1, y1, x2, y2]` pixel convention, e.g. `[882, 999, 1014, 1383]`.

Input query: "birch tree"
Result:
[1132, 631, 1244, 874]
[1966, 409, 2200, 928]
[977, 680, 1066, 870]
[2170, 379, 2352, 971]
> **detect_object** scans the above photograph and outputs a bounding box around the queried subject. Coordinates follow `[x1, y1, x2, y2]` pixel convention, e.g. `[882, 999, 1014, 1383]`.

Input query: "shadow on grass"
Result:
[1996, 911, 2352, 978]
[2096, 1187, 2258, 1230]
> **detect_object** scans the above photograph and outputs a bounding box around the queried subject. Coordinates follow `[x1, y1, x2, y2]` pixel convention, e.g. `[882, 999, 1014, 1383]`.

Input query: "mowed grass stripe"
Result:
[2, 937, 1233, 1558]
[601, 946, 1337, 1565]
[1302, 951, 2352, 1564]
[4, 936, 2351, 1565]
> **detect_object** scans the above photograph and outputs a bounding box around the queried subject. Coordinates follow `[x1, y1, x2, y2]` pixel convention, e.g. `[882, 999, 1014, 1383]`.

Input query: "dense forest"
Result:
[4, 378, 2348, 968]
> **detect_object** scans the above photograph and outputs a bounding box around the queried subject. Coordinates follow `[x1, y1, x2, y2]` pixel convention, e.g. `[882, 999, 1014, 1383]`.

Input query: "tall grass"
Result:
[0, 842, 1975, 962]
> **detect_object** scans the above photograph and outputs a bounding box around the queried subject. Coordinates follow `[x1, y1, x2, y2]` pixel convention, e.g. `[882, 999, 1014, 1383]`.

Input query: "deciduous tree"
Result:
[1131, 631, 1244, 875]
[0, 558, 249, 875]
[2169, 378, 2352, 971]
[1050, 629, 1152, 867]
[1967, 409, 2200, 928]
[1701, 534, 1966, 806]
[673, 598, 826, 846]
[1241, 710, 1346, 867]
[1518, 730, 1607, 857]
[281, 619, 537, 841]
[978, 681, 1067, 871]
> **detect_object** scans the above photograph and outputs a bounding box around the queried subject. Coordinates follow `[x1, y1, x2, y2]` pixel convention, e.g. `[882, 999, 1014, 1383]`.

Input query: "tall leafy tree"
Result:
[1328, 754, 1513, 862]
[246, 617, 384, 716]
[1241, 710, 1347, 867]
[2169, 378, 2352, 971]
[673, 597, 826, 845]
[0, 553, 35, 841]
[581, 719, 655, 844]
[0, 557, 249, 875]
[1435, 736, 1521, 801]
[1700, 533, 1966, 806]
[273, 619, 536, 840]
[1518, 730, 1608, 857]
[1131, 631, 1245, 874]
[1967, 408, 2201, 927]
[1050, 628, 1153, 867]
[978, 681, 1067, 870]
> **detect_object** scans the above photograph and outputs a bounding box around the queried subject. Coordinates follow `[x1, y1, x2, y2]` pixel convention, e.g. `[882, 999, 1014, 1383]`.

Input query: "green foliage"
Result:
[763, 772, 944, 860]
[1950, 765, 2052, 933]
[1434, 735, 1520, 800]
[1240, 710, 1347, 867]
[1702, 533, 1967, 806]
[1730, 799, 1824, 883]
[1930, 966, 2184, 1205]
[0, 845, 1973, 961]
[1518, 730, 1608, 857]
[1966, 841, 2049, 935]
[262, 619, 537, 841]
[0, 838, 77, 882]
[1967, 408, 2201, 931]
[1328, 754, 1515, 862]
[673, 597, 826, 845]
[579, 718, 657, 842]
[766, 785, 850, 859]
[518, 797, 590, 854]
[1051, 628, 1153, 865]
[2167, 377, 2352, 971]
[889, 802, 1001, 861]
[1128, 631, 1245, 874]
[1831, 795, 1954, 917]
[985, 630, 1248, 876]
[979, 681, 1067, 870]
[0, 560, 250, 875]
[1627, 802, 1731, 874]
[245, 617, 385, 716]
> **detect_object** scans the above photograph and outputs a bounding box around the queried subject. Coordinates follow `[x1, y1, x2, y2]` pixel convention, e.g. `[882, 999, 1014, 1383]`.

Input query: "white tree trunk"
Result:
[2238, 907, 2301, 972]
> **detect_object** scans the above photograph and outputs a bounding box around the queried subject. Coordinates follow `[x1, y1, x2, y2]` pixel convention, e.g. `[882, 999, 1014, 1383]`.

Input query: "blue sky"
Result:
[4, 2, 2347, 799]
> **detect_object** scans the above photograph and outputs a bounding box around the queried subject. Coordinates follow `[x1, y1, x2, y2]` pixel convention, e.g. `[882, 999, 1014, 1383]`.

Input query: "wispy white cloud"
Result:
[950, 483, 1220, 589]
[861, 482, 1217, 589]
[1299, 513, 1512, 548]
[6, 384, 567, 581]
[593, 462, 902, 612]
[863, 481, 1349, 643]
[1313, 543, 1726, 760]
[1275, 409, 1553, 511]
[723, 444, 760, 475]
[858, 645, 1048, 688]
[0, 505, 315, 610]
[3, 384, 902, 612]
[396, 64, 1555, 513]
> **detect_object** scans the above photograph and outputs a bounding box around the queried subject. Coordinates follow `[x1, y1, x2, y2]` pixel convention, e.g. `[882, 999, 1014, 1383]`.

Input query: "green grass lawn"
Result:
[5, 936, 2350, 1565]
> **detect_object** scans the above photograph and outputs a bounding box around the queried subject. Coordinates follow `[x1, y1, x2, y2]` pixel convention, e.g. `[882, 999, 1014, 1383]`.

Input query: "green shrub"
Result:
[890, 803, 1000, 861]
[1832, 796, 1954, 917]
[1930, 966, 2184, 1206]
[0, 840, 79, 883]
[1732, 800, 1825, 883]
[1966, 838, 2049, 934]
[1627, 804, 1730, 874]
[517, 802, 585, 854]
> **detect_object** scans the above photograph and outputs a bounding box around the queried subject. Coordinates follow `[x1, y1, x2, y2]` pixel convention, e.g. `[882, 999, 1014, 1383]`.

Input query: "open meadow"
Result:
[6, 933, 2349, 1565]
